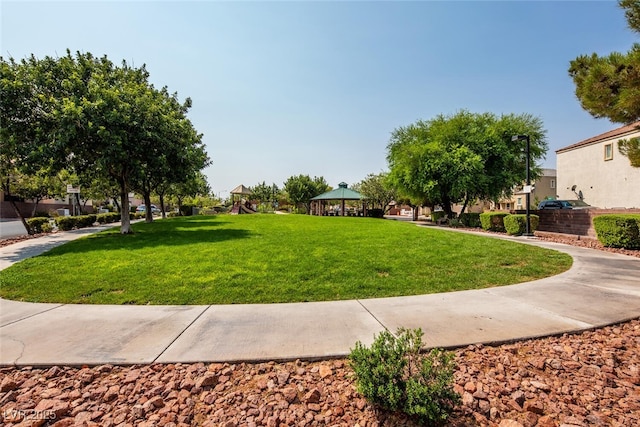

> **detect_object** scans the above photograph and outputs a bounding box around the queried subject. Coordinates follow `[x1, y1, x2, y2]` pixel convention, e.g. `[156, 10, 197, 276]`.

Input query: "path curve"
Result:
[1, 224, 639, 366]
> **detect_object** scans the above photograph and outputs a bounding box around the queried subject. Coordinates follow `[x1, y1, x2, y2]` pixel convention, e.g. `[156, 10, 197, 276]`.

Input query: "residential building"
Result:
[556, 122, 640, 208]
[492, 168, 557, 211]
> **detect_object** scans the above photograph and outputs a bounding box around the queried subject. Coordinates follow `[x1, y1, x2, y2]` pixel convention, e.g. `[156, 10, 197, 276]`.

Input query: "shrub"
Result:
[367, 208, 385, 218]
[349, 328, 460, 425]
[77, 214, 97, 228]
[593, 215, 640, 249]
[56, 216, 76, 231]
[458, 212, 481, 228]
[479, 212, 509, 232]
[26, 217, 50, 234]
[33, 211, 51, 218]
[431, 211, 446, 223]
[97, 212, 121, 224]
[180, 204, 197, 216]
[503, 214, 539, 236]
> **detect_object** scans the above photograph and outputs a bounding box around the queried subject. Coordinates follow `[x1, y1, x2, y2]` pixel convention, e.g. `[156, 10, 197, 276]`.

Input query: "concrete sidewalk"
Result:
[1, 224, 639, 366]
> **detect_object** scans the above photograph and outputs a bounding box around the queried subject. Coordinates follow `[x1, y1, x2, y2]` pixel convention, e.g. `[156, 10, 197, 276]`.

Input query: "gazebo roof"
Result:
[230, 184, 252, 195]
[311, 182, 363, 201]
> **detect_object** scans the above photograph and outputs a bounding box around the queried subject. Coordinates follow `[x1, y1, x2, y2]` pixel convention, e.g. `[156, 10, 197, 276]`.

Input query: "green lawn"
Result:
[0, 215, 572, 304]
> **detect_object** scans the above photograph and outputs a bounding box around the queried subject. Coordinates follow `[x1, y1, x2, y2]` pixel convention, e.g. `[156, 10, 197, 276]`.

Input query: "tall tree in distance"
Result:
[569, 0, 640, 167]
[283, 174, 329, 214]
[353, 172, 397, 213]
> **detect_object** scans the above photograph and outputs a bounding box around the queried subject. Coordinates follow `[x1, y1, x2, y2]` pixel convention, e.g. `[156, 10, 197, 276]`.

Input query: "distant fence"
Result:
[0, 201, 74, 219]
[530, 208, 640, 238]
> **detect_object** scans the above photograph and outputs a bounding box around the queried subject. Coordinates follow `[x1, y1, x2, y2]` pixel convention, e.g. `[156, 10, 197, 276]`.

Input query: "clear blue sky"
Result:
[2, 1, 635, 199]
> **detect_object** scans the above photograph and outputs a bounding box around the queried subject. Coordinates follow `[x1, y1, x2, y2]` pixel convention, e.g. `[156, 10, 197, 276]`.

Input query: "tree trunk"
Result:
[158, 193, 167, 219]
[3, 178, 32, 235]
[30, 197, 42, 218]
[412, 205, 419, 221]
[459, 194, 470, 216]
[143, 192, 153, 223]
[118, 180, 133, 234]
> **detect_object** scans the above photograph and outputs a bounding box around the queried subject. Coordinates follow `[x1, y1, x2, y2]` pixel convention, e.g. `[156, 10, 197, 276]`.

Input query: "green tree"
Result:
[387, 110, 547, 218]
[283, 174, 329, 214]
[353, 172, 397, 213]
[251, 181, 280, 211]
[167, 171, 210, 216]
[131, 88, 209, 223]
[568, 0, 640, 167]
[0, 56, 57, 231]
[1, 51, 208, 233]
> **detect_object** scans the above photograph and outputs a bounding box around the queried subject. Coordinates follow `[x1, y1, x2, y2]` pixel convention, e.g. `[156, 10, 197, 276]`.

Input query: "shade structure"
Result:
[310, 182, 365, 216]
[310, 182, 363, 201]
[230, 184, 252, 195]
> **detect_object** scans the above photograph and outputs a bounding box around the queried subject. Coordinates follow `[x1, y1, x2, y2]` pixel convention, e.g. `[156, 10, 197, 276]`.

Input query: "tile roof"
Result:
[556, 122, 640, 154]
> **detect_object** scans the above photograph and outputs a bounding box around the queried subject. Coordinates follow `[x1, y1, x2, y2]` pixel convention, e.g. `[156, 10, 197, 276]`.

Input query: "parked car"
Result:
[136, 204, 161, 214]
[537, 200, 593, 210]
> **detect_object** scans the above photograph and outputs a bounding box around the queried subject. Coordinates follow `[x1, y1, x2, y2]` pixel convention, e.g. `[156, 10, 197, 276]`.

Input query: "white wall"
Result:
[557, 132, 640, 208]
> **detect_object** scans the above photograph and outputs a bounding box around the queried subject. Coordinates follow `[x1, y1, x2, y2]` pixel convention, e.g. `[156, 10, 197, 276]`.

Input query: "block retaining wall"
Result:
[530, 208, 640, 238]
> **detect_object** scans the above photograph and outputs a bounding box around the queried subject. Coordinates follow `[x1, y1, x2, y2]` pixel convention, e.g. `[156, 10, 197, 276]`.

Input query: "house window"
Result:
[516, 197, 522, 207]
[604, 143, 613, 161]
[550, 179, 556, 189]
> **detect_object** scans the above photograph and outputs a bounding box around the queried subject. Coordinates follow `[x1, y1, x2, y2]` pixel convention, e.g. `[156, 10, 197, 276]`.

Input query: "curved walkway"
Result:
[1, 224, 640, 367]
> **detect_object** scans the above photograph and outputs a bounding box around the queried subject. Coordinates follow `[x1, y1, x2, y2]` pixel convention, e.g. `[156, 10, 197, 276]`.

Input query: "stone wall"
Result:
[535, 208, 640, 238]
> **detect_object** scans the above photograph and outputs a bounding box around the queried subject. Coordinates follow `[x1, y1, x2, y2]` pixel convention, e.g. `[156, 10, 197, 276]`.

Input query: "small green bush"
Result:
[26, 217, 50, 234]
[479, 212, 509, 232]
[458, 212, 481, 228]
[431, 211, 446, 223]
[97, 212, 121, 224]
[593, 215, 640, 249]
[367, 208, 385, 218]
[349, 328, 460, 425]
[55, 216, 76, 231]
[75, 214, 97, 228]
[503, 214, 539, 236]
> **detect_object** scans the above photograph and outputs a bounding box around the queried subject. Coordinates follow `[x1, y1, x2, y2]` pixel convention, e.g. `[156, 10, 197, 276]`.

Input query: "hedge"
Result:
[26, 217, 51, 234]
[367, 208, 385, 218]
[458, 212, 481, 228]
[97, 212, 121, 224]
[503, 214, 539, 236]
[479, 212, 509, 232]
[593, 214, 640, 249]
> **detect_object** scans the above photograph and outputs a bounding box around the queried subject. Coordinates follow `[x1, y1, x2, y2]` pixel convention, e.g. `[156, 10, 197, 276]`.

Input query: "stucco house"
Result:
[556, 122, 640, 209]
[491, 168, 557, 211]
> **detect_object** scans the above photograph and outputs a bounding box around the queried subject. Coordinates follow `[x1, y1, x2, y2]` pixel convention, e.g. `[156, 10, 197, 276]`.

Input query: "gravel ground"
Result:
[0, 319, 639, 427]
[0, 230, 638, 426]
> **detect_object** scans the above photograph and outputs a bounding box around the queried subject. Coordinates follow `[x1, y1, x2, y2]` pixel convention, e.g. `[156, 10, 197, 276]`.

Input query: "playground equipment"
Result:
[230, 184, 256, 214]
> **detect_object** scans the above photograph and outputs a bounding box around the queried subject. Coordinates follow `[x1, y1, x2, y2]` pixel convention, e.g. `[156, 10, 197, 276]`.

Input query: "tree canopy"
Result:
[353, 172, 397, 212]
[0, 51, 209, 232]
[283, 174, 329, 213]
[568, 0, 640, 167]
[386, 110, 547, 217]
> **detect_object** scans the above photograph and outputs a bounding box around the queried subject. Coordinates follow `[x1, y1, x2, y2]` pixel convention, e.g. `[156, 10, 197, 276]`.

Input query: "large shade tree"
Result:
[569, 0, 640, 167]
[1, 51, 208, 233]
[387, 110, 547, 218]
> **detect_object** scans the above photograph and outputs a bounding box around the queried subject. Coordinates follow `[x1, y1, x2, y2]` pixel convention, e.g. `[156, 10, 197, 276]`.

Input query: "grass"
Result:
[0, 214, 572, 304]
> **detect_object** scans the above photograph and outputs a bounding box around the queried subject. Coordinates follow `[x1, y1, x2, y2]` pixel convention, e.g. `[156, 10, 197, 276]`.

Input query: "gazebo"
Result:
[310, 182, 366, 216]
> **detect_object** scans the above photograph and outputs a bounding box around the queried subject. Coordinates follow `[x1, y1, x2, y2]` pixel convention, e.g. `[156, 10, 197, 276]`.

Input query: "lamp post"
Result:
[512, 134, 532, 236]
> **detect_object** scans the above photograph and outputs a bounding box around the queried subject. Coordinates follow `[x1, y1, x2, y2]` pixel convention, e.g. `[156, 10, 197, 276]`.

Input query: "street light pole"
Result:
[512, 134, 532, 236]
